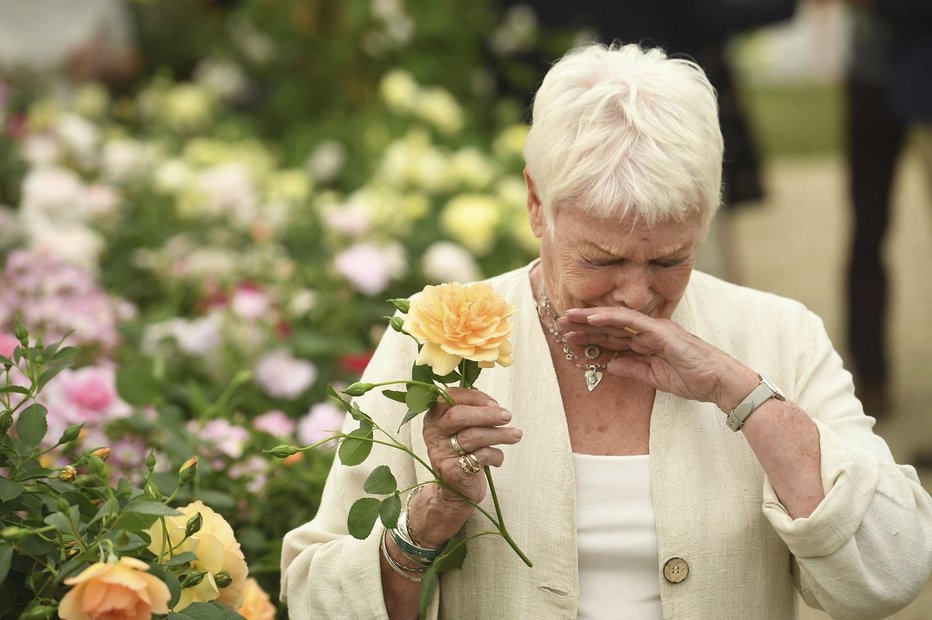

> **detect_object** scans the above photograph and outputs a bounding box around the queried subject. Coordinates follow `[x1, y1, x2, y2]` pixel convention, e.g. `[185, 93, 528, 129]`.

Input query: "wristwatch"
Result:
[725, 373, 785, 432]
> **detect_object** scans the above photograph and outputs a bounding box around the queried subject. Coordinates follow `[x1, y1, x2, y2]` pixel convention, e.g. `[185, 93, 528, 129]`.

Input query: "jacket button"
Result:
[662, 557, 689, 584]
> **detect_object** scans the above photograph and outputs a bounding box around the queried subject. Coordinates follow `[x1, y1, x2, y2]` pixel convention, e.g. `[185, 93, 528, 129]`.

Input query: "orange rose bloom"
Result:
[237, 578, 276, 620]
[405, 282, 516, 376]
[58, 557, 170, 620]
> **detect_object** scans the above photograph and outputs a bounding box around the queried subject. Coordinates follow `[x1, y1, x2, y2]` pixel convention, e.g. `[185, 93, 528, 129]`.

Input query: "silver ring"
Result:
[458, 454, 480, 475]
[450, 433, 467, 456]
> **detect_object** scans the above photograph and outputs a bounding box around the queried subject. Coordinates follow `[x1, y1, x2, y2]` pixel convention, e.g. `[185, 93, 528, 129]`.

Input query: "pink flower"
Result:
[39, 366, 132, 445]
[254, 351, 316, 399]
[191, 419, 250, 459]
[253, 410, 296, 437]
[231, 284, 269, 321]
[297, 403, 346, 447]
[333, 243, 394, 296]
[0, 332, 17, 357]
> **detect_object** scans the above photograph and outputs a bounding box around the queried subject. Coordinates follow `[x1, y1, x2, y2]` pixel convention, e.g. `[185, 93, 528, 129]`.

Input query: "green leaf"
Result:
[166, 601, 246, 620]
[419, 535, 466, 618]
[363, 465, 397, 494]
[51, 346, 79, 363]
[379, 492, 401, 529]
[116, 364, 161, 406]
[460, 360, 481, 389]
[435, 534, 467, 572]
[0, 543, 12, 585]
[165, 551, 198, 567]
[86, 497, 117, 528]
[43, 512, 73, 535]
[412, 364, 433, 384]
[15, 403, 47, 447]
[397, 408, 421, 431]
[149, 564, 182, 608]
[433, 370, 461, 384]
[0, 385, 29, 395]
[405, 384, 437, 415]
[338, 426, 373, 466]
[381, 389, 407, 404]
[121, 499, 181, 517]
[0, 478, 24, 502]
[37, 365, 69, 390]
[347, 497, 381, 539]
[419, 563, 440, 619]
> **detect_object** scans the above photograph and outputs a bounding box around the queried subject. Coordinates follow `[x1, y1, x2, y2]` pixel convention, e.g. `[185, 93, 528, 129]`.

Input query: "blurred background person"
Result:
[843, 0, 932, 414]
[0, 0, 140, 90]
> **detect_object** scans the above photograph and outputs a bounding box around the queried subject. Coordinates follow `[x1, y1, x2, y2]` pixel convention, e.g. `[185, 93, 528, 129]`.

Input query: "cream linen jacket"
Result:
[281, 264, 932, 619]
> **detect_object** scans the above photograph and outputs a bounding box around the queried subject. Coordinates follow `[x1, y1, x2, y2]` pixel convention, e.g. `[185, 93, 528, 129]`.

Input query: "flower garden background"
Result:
[0, 1, 561, 617]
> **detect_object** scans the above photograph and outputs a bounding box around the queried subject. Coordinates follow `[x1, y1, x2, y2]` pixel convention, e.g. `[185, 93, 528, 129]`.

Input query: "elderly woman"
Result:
[281, 44, 932, 619]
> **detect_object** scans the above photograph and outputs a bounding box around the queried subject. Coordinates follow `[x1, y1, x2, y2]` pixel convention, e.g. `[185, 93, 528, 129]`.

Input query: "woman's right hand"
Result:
[408, 387, 522, 548]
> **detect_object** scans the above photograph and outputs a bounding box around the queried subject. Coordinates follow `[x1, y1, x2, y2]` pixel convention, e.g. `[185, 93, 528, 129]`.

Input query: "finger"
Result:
[466, 446, 505, 469]
[452, 426, 522, 454]
[435, 404, 512, 435]
[562, 328, 635, 349]
[429, 387, 498, 418]
[606, 351, 653, 383]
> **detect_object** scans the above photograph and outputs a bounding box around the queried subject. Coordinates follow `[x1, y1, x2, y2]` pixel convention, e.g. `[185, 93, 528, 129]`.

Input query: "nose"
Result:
[610, 264, 653, 312]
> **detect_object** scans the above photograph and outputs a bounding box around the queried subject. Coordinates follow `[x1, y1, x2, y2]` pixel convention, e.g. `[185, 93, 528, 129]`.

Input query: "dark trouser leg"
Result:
[845, 79, 905, 386]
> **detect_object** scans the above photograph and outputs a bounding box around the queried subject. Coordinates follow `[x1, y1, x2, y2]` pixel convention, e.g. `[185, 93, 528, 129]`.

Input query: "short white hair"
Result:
[524, 43, 723, 231]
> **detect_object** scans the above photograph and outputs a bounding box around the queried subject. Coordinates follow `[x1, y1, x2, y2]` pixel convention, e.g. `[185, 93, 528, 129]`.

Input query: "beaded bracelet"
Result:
[381, 529, 425, 583]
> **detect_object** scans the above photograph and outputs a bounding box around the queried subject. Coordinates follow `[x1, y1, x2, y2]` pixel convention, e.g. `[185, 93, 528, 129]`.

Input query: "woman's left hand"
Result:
[559, 306, 757, 411]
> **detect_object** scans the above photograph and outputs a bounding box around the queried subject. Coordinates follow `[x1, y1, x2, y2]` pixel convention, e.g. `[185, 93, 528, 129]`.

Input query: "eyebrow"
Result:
[578, 239, 692, 259]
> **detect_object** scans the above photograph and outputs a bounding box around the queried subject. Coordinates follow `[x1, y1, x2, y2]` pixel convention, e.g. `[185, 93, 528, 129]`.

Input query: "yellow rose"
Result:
[146, 500, 248, 610]
[405, 283, 517, 376]
[58, 557, 170, 620]
[440, 194, 503, 255]
[237, 578, 276, 620]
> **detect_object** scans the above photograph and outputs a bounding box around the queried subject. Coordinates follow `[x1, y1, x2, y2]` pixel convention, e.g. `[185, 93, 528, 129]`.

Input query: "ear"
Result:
[524, 167, 546, 239]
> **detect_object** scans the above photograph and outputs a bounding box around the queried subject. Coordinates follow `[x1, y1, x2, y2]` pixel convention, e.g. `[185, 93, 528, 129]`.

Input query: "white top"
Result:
[574, 453, 662, 620]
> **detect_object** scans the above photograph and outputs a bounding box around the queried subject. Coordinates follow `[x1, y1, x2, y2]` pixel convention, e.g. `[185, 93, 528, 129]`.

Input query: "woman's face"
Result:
[530, 200, 703, 321]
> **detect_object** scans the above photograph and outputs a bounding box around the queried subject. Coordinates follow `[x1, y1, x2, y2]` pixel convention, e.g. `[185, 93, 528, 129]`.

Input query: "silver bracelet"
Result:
[394, 510, 442, 563]
[381, 529, 425, 582]
[404, 486, 426, 548]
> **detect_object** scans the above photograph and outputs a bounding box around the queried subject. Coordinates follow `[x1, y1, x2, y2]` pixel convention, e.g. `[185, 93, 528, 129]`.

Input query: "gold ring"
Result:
[458, 454, 481, 475]
[624, 326, 640, 336]
[450, 433, 467, 456]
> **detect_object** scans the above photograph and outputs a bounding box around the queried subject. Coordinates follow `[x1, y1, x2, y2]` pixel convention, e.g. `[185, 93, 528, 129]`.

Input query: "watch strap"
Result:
[726, 374, 786, 432]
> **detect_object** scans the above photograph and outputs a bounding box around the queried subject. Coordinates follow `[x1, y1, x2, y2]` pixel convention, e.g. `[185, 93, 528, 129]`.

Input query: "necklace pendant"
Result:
[585, 368, 604, 391]
[584, 345, 602, 360]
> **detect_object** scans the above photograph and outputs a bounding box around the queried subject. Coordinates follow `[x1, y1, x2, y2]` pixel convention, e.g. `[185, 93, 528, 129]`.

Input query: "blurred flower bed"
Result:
[0, 0, 551, 616]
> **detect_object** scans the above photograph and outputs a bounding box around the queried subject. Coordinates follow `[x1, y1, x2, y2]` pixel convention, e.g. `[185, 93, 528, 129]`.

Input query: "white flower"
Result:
[153, 159, 192, 194]
[142, 315, 223, 357]
[288, 289, 318, 317]
[27, 224, 104, 272]
[421, 241, 482, 283]
[440, 194, 503, 255]
[380, 70, 418, 111]
[101, 139, 150, 182]
[194, 59, 249, 101]
[84, 184, 122, 219]
[20, 166, 87, 223]
[197, 163, 259, 225]
[413, 88, 463, 135]
[255, 351, 317, 399]
[22, 134, 61, 167]
[305, 140, 347, 183]
[446, 148, 497, 189]
[54, 113, 98, 164]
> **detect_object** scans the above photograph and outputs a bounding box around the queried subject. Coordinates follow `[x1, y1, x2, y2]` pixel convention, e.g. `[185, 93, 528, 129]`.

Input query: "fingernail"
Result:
[514, 429, 523, 440]
[501, 409, 512, 423]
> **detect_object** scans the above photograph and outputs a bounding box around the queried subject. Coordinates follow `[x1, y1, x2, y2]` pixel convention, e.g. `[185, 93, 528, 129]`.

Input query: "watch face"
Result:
[761, 375, 786, 400]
